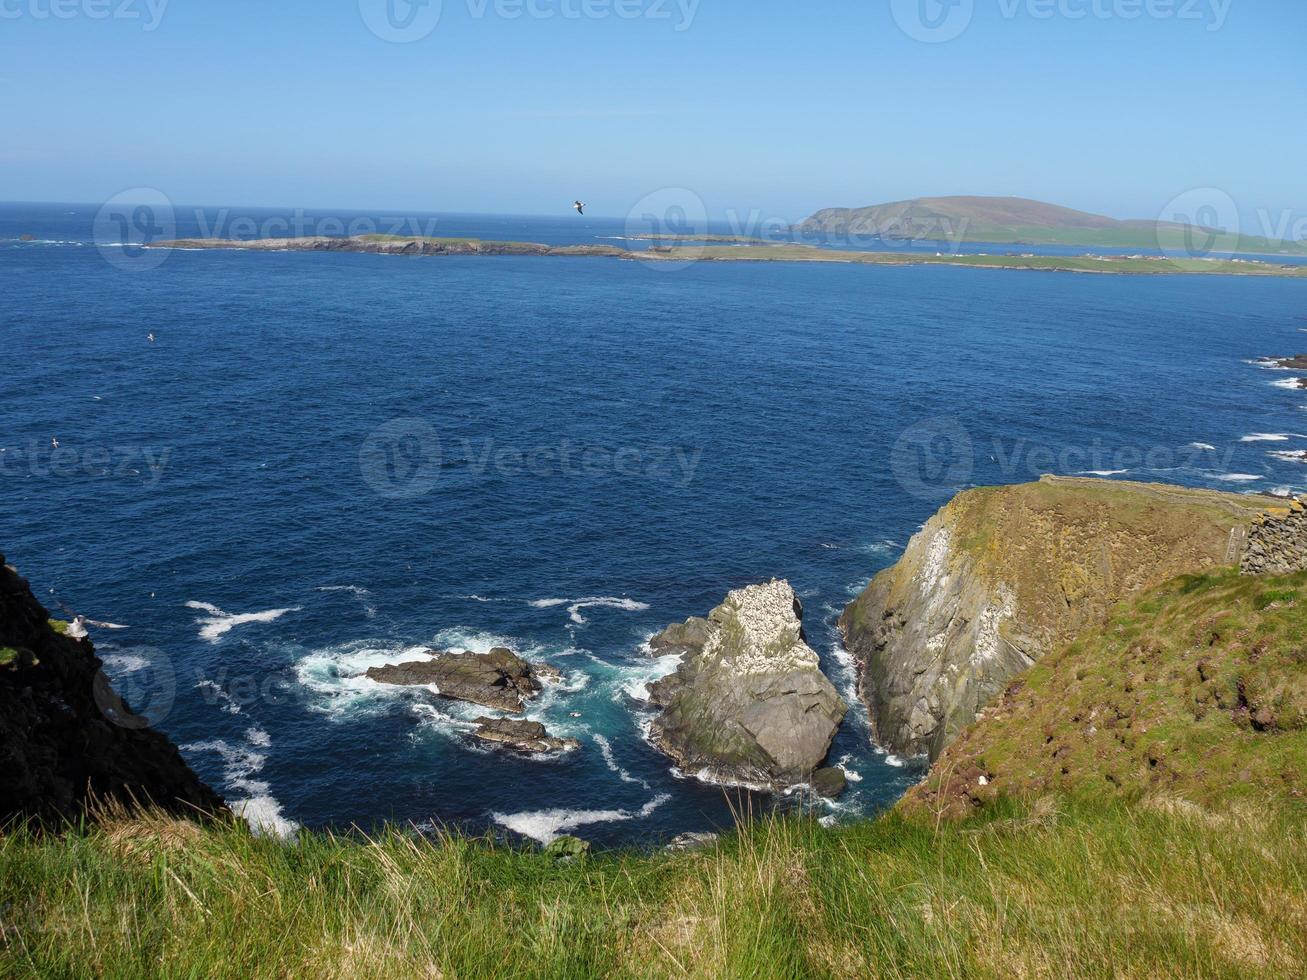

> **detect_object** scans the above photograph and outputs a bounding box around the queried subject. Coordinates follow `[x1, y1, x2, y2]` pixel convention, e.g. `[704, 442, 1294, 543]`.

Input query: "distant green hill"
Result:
[798, 195, 1307, 255]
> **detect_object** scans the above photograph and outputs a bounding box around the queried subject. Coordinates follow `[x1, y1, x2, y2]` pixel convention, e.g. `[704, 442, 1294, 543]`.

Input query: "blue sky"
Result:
[3, 0, 1304, 227]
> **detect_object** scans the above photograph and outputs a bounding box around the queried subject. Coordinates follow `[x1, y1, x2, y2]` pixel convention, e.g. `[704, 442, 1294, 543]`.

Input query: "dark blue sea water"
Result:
[5, 202, 1307, 846]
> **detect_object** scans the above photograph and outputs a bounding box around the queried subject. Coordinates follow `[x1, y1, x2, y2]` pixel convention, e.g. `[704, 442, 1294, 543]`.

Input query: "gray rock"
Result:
[810, 767, 848, 799]
[664, 832, 720, 853]
[648, 580, 847, 789]
[365, 647, 553, 714]
[471, 717, 580, 754]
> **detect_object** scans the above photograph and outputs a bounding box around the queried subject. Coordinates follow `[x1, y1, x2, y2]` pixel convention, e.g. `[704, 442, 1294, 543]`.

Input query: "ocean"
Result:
[4, 201, 1307, 845]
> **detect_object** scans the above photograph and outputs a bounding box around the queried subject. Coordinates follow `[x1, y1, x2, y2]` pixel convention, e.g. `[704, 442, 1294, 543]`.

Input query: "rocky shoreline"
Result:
[147, 235, 1307, 277]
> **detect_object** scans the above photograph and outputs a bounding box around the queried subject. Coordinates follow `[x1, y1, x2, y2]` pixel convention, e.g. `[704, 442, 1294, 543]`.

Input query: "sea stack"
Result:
[647, 580, 847, 791]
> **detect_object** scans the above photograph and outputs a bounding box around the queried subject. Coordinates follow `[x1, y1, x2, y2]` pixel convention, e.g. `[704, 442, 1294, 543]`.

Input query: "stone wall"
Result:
[1241, 500, 1307, 575]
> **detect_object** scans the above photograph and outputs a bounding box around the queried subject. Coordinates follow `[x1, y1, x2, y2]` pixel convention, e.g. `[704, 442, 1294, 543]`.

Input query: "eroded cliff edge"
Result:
[839, 476, 1284, 762]
[0, 554, 224, 824]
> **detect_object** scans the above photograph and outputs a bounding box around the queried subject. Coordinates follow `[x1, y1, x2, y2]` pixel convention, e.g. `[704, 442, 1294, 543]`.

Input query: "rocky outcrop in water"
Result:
[841, 477, 1281, 762]
[366, 647, 559, 714]
[472, 717, 580, 754]
[0, 554, 224, 824]
[647, 580, 847, 790]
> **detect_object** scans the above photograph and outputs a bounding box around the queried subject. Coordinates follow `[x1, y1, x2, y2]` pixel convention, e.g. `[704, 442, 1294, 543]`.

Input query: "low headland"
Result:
[150, 233, 1307, 278]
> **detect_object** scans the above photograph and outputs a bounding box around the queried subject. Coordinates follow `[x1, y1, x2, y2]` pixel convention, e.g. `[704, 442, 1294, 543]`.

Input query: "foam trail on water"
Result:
[182, 733, 298, 838]
[530, 596, 650, 625]
[185, 600, 300, 642]
[493, 794, 671, 844]
[592, 733, 651, 789]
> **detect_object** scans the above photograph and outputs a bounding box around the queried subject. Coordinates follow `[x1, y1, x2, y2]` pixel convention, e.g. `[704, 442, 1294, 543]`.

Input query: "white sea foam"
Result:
[1077, 469, 1129, 477]
[1240, 433, 1294, 442]
[182, 735, 298, 838]
[1188, 442, 1217, 451]
[1214, 473, 1263, 483]
[185, 600, 300, 642]
[530, 596, 650, 625]
[592, 733, 651, 789]
[100, 651, 150, 675]
[836, 754, 864, 783]
[884, 755, 906, 768]
[616, 653, 683, 703]
[493, 794, 671, 844]
[1268, 450, 1307, 463]
[1272, 377, 1305, 390]
[293, 641, 437, 719]
[196, 679, 242, 715]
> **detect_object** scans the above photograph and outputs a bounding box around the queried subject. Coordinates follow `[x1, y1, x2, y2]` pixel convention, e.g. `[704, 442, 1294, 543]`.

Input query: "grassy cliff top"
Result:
[2, 795, 1303, 976]
[905, 568, 1307, 820]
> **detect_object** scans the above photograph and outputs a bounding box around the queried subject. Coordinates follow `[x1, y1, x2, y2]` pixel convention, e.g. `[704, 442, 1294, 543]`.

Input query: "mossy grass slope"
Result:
[906, 568, 1307, 818]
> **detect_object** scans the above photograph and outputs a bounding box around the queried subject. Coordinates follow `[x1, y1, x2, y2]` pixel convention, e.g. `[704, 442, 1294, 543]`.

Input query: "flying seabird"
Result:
[573, 201, 586, 216]
[147, 333, 156, 342]
[51, 437, 59, 449]
[57, 601, 129, 636]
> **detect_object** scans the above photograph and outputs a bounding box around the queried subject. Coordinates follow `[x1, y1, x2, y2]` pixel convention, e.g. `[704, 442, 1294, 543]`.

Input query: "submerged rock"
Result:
[810, 767, 848, 799]
[366, 647, 555, 714]
[472, 717, 580, 754]
[647, 580, 847, 789]
[841, 476, 1282, 762]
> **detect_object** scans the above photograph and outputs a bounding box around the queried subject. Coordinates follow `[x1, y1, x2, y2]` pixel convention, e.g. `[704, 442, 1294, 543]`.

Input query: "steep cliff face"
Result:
[840, 477, 1281, 761]
[0, 555, 224, 824]
[648, 580, 847, 789]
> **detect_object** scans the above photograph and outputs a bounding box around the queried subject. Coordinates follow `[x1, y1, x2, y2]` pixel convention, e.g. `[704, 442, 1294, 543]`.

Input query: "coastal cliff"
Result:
[647, 580, 847, 790]
[0, 555, 223, 824]
[900, 567, 1307, 819]
[840, 476, 1281, 761]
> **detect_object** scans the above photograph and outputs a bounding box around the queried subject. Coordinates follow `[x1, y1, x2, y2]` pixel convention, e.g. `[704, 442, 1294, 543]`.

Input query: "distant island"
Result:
[153, 234, 1307, 278]
[796, 194, 1307, 256]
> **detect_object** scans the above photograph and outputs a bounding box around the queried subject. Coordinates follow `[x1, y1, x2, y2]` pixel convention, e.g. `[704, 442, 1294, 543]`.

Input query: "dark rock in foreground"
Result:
[0, 554, 225, 824]
[647, 580, 846, 791]
[472, 717, 580, 754]
[366, 647, 558, 714]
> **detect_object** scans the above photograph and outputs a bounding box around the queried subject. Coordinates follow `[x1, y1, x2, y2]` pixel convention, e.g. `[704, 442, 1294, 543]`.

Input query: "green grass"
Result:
[1, 797, 1303, 978]
[907, 569, 1307, 818]
[0, 647, 18, 668]
[641, 246, 1307, 277]
[45, 620, 67, 635]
